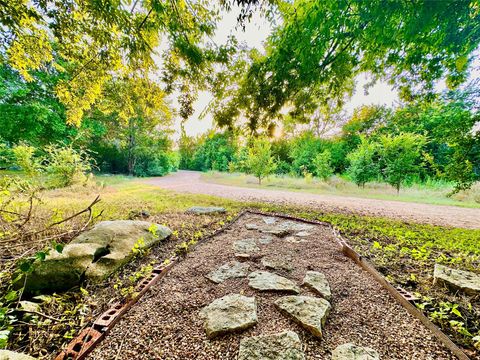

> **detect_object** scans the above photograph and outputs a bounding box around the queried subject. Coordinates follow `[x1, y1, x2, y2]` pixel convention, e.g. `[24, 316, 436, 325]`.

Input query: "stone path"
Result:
[89, 213, 457, 359]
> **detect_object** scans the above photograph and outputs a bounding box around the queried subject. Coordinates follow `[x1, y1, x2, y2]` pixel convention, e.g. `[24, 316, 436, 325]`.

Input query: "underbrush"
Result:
[203, 171, 480, 208]
[1, 178, 479, 357]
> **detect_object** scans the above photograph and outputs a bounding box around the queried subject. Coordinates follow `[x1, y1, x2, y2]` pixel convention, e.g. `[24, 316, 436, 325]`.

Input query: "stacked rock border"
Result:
[55, 209, 470, 360]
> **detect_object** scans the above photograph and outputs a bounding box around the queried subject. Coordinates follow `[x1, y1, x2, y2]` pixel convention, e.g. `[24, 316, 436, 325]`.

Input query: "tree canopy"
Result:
[213, 0, 480, 130]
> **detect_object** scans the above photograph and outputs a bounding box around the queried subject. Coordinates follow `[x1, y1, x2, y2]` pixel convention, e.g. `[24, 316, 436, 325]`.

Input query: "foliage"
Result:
[246, 137, 277, 184]
[215, 0, 480, 130]
[0, 0, 236, 125]
[179, 131, 237, 172]
[43, 145, 93, 188]
[288, 132, 322, 175]
[347, 137, 379, 187]
[378, 133, 427, 192]
[312, 150, 333, 180]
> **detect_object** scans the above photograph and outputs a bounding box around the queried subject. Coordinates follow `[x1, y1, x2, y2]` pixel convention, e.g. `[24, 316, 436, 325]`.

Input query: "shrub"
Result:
[313, 150, 333, 180]
[246, 137, 277, 185]
[346, 137, 379, 187]
[12, 144, 40, 176]
[44, 145, 93, 188]
[378, 133, 426, 193]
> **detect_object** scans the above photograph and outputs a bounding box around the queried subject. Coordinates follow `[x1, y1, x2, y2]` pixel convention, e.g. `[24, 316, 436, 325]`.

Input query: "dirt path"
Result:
[144, 171, 480, 229]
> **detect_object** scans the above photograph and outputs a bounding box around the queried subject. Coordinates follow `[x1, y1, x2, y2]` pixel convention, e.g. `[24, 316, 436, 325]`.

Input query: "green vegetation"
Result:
[202, 172, 480, 208]
[1, 176, 478, 353]
[245, 137, 277, 184]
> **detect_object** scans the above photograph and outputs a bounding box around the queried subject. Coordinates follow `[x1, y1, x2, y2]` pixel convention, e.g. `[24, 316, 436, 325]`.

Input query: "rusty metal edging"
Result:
[245, 209, 470, 360]
[54, 210, 248, 360]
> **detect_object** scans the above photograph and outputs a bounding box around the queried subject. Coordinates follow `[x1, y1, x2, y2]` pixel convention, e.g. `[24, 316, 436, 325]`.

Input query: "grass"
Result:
[202, 171, 480, 208]
[2, 173, 479, 355]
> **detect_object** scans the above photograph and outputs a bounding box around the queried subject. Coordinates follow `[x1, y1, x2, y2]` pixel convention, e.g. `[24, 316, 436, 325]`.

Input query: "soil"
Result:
[144, 171, 480, 229]
[88, 213, 457, 360]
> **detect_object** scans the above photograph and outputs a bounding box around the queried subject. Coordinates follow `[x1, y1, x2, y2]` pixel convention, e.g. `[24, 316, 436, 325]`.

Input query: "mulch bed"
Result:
[89, 213, 456, 359]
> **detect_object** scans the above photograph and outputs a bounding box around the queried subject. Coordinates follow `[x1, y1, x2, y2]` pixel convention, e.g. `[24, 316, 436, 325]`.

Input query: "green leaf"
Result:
[0, 329, 10, 348]
[4, 291, 18, 302]
[19, 261, 32, 273]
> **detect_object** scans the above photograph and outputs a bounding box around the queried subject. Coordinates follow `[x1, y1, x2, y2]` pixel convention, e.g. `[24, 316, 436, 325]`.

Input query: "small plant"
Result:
[246, 137, 277, 185]
[313, 150, 333, 180]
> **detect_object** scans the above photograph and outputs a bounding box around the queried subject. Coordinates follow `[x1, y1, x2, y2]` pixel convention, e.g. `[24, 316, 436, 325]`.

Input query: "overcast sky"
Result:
[170, 6, 478, 141]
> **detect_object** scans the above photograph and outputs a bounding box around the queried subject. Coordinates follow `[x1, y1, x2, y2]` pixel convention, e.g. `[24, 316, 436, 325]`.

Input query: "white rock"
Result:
[275, 296, 331, 338]
[248, 271, 300, 293]
[199, 294, 257, 338]
[303, 271, 331, 300]
[238, 331, 305, 360]
[206, 261, 250, 283]
[433, 264, 480, 295]
[332, 343, 379, 360]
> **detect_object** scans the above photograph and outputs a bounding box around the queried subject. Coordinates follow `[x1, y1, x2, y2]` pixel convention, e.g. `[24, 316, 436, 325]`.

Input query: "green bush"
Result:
[246, 137, 277, 185]
[346, 137, 379, 187]
[313, 150, 333, 180]
[44, 145, 93, 188]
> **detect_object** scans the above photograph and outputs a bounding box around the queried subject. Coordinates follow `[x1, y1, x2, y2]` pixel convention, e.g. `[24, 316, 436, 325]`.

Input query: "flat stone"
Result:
[238, 331, 305, 360]
[279, 221, 314, 232]
[263, 217, 277, 225]
[245, 223, 260, 230]
[261, 228, 292, 237]
[433, 264, 480, 295]
[24, 221, 171, 293]
[18, 301, 41, 313]
[199, 294, 257, 338]
[303, 271, 331, 300]
[248, 271, 300, 293]
[0, 350, 36, 360]
[258, 235, 274, 245]
[295, 231, 311, 237]
[332, 343, 379, 360]
[285, 236, 306, 244]
[234, 239, 260, 256]
[261, 257, 294, 272]
[275, 296, 331, 338]
[206, 261, 250, 283]
[186, 206, 226, 215]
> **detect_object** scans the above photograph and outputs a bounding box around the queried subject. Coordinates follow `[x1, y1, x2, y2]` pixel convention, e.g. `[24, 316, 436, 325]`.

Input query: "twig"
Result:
[16, 309, 64, 322]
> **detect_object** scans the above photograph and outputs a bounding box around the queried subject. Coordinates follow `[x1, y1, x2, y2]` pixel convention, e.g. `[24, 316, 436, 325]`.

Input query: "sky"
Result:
[170, 6, 477, 141]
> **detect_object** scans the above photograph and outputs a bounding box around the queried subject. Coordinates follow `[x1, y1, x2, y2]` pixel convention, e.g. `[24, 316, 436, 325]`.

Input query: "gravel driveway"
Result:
[144, 171, 480, 229]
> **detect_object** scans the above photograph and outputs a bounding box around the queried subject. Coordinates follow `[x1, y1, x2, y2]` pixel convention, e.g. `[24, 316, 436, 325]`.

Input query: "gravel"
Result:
[88, 213, 457, 360]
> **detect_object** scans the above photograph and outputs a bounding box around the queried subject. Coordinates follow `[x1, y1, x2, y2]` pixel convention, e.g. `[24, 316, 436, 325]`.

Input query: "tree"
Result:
[378, 133, 426, 193]
[313, 150, 333, 181]
[215, 0, 480, 129]
[0, 0, 236, 125]
[246, 137, 277, 185]
[346, 137, 379, 187]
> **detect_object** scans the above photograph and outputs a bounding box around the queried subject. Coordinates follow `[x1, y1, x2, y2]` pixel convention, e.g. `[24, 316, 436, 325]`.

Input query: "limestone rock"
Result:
[24, 220, 171, 293]
[285, 236, 306, 244]
[248, 271, 300, 293]
[433, 264, 480, 295]
[295, 231, 311, 237]
[199, 294, 257, 338]
[258, 235, 273, 245]
[206, 261, 250, 283]
[332, 343, 379, 360]
[0, 350, 36, 360]
[245, 223, 260, 230]
[186, 206, 226, 215]
[261, 257, 294, 272]
[303, 271, 331, 300]
[234, 239, 260, 257]
[263, 217, 277, 225]
[238, 331, 305, 360]
[275, 296, 331, 338]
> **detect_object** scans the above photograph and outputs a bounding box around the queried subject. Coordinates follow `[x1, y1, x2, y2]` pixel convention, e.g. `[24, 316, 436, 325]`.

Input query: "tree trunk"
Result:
[127, 118, 136, 175]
